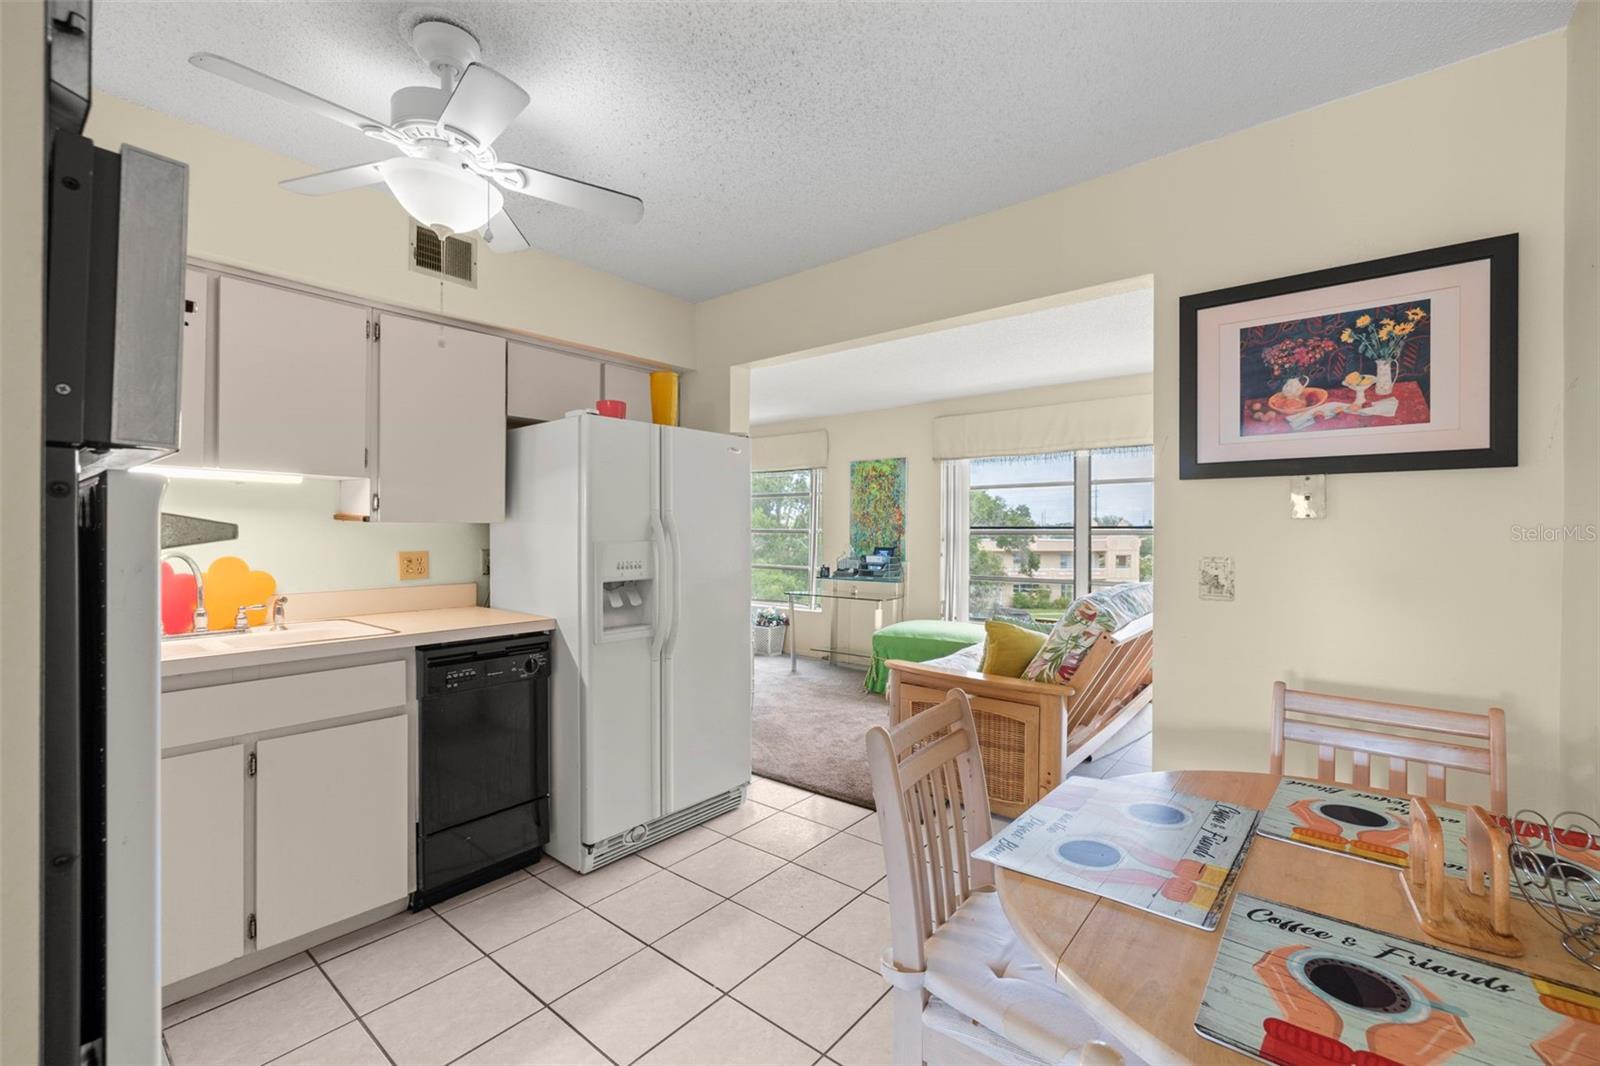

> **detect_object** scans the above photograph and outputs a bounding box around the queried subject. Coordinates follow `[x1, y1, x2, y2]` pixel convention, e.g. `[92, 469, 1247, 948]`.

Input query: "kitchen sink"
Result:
[162, 618, 397, 656]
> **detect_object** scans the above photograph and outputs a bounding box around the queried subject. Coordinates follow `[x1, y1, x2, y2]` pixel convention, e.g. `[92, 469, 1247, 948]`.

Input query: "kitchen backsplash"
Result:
[158, 477, 488, 599]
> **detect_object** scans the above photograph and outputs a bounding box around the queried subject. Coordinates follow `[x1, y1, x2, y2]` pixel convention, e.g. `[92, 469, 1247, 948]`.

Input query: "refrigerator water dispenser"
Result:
[595, 540, 655, 639]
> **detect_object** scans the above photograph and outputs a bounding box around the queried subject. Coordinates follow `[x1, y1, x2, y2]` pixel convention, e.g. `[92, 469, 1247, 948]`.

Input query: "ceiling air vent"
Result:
[408, 222, 478, 288]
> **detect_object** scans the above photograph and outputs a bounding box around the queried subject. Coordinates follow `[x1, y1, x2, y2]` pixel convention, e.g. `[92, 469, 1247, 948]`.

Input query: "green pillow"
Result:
[979, 619, 1047, 677]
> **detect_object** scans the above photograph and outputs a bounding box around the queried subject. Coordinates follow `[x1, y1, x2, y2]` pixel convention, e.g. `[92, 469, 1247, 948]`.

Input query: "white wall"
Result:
[694, 33, 1592, 811]
[85, 93, 695, 369]
[754, 374, 1153, 623]
[158, 479, 489, 601]
[1562, 3, 1599, 807]
[0, 3, 42, 1056]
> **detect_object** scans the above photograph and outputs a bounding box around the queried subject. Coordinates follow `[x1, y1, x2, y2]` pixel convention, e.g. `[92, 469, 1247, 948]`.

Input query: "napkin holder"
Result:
[1403, 796, 1523, 957]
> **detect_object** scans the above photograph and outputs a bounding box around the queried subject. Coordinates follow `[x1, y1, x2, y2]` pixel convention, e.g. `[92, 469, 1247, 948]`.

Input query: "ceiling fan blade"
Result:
[280, 162, 387, 196]
[189, 52, 397, 137]
[480, 209, 530, 254]
[496, 162, 644, 224]
[438, 64, 529, 147]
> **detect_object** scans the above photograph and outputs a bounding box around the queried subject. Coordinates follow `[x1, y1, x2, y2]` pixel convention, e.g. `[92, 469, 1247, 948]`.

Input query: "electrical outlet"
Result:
[398, 550, 430, 581]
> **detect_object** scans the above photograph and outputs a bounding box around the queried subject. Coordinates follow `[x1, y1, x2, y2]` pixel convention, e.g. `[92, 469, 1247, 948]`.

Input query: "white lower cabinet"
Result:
[160, 660, 412, 990]
[255, 716, 409, 949]
[161, 745, 247, 984]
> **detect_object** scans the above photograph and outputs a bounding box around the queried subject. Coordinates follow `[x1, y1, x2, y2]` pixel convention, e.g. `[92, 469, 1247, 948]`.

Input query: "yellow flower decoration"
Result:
[1355, 314, 1372, 327]
[1394, 321, 1415, 336]
[1340, 328, 1354, 343]
[1378, 325, 1393, 340]
[1406, 307, 1426, 321]
[1379, 318, 1395, 329]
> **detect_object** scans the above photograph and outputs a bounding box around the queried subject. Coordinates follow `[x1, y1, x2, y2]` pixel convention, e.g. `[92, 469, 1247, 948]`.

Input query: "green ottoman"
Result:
[865, 620, 986, 695]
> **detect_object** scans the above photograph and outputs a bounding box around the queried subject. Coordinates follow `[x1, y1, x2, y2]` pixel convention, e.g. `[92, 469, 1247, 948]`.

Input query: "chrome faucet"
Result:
[160, 552, 208, 634]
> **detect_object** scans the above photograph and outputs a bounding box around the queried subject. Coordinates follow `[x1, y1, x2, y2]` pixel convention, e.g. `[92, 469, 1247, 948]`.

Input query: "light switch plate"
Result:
[1199, 556, 1235, 601]
[398, 550, 430, 581]
[1290, 474, 1326, 519]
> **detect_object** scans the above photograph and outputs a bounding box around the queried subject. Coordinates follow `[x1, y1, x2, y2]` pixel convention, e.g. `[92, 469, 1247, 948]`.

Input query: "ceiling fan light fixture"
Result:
[379, 156, 502, 237]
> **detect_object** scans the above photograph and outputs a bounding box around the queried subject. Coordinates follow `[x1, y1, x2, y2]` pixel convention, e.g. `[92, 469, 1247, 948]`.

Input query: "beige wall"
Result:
[1563, 3, 1600, 808]
[159, 478, 490, 602]
[0, 2, 43, 1058]
[697, 33, 1586, 811]
[754, 374, 1153, 624]
[85, 93, 695, 368]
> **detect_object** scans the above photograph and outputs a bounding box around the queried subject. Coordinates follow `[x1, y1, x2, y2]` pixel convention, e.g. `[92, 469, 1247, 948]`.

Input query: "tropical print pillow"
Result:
[1021, 582, 1153, 685]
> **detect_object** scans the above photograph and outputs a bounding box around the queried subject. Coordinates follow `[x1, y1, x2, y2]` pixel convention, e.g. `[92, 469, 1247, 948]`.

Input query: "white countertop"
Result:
[161, 606, 555, 678]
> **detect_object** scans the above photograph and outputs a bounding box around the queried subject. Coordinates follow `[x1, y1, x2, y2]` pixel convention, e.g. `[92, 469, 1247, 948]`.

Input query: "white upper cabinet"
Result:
[153, 270, 212, 468]
[507, 342, 602, 423]
[602, 362, 653, 423]
[375, 314, 506, 523]
[215, 276, 369, 478]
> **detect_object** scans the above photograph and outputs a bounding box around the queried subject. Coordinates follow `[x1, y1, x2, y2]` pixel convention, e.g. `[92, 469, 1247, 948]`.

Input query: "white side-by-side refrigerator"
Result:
[492, 415, 753, 872]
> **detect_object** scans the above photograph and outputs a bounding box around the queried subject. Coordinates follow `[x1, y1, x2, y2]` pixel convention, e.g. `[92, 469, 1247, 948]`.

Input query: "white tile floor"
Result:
[162, 709, 1156, 1066]
[162, 779, 893, 1066]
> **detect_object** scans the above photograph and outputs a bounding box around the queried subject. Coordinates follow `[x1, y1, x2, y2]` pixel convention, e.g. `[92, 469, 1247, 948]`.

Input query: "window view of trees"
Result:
[961, 447, 1153, 621]
[752, 469, 820, 602]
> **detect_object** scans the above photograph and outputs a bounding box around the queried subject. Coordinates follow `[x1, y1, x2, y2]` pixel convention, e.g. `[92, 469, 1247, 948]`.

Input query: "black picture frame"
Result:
[1178, 234, 1518, 479]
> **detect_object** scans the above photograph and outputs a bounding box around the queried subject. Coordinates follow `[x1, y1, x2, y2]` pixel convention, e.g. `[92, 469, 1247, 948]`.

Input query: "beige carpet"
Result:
[751, 653, 886, 808]
[751, 654, 1155, 809]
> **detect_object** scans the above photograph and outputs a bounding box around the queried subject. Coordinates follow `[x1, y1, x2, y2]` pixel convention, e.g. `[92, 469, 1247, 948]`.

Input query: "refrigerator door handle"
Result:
[662, 510, 683, 657]
[648, 512, 671, 660]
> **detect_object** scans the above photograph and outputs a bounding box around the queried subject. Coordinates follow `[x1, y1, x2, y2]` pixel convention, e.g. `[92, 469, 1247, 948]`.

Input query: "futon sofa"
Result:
[886, 584, 1154, 817]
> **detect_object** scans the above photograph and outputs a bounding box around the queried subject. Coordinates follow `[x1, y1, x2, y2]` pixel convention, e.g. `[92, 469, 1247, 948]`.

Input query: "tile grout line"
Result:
[305, 955, 399, 1066]
[821, 985, 891, 1062]
[161, 953, 316, 1034]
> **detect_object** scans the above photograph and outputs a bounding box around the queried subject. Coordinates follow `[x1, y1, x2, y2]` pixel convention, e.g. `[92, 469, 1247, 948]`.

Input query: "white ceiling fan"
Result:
[189, 20, 643, 253]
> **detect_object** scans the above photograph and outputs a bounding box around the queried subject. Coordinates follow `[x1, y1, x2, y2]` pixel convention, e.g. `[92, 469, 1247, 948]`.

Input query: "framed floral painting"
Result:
[1179, 235, 1517, 479]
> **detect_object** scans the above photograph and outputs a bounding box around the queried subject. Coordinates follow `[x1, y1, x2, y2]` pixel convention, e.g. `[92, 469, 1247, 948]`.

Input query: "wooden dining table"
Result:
[995, 769, 1600, 1065]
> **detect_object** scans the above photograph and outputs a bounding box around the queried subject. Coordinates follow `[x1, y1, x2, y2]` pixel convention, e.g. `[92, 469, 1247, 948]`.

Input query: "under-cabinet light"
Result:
[132, 465, 303, 485]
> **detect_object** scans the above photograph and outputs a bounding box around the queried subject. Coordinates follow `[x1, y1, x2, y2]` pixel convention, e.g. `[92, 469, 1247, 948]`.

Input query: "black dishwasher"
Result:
[414, 634, 551, 909]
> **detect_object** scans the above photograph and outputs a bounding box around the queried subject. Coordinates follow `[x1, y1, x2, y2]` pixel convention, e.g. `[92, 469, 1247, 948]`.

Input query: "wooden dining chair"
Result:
[866, 689, 1125, 1066]
[1269, 681, 1507, 814]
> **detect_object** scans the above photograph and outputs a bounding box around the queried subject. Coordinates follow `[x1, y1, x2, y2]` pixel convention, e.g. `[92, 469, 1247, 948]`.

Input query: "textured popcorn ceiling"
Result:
[748, 286, 1153, 425]
[93, 1, 1572, 301]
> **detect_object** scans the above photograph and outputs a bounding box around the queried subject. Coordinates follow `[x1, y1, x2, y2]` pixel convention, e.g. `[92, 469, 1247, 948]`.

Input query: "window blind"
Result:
[931, 395, 1151, 461]
[750, 430, 828, 472]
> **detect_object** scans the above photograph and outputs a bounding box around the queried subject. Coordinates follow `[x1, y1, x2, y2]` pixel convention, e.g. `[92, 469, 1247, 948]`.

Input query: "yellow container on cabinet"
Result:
[650, 371, 680, 426]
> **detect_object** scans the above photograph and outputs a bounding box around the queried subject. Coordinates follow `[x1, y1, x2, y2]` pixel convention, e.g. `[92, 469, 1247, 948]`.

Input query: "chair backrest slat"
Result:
[897, 729, 969, 787]
[1282, 720, 1492, 774]
[891, 696, 967, 755]
[1350, 749, 1371, 789]
[1270, 681, 1507, 814]
[867, 688, 995, 973]
[1283, 689, 1496, 739]
[1426, 762, 1446, 802]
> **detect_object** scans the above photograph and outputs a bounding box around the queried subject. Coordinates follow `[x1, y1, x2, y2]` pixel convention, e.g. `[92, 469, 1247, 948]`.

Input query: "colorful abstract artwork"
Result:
[848, 457, 906, 559]
[1196, 893, 1600, 1066]
[970, 776, 1259, 930]
[1239, 300, 1433, 437]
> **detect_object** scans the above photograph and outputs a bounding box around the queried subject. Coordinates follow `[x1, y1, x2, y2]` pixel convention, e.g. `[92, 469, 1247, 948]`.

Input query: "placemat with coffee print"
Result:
[970, 776, 1258, 931]
[1258, 778, 1600, 912]
[1195, 892, 1600, 1065]
[1257, 778, 1416, 868]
